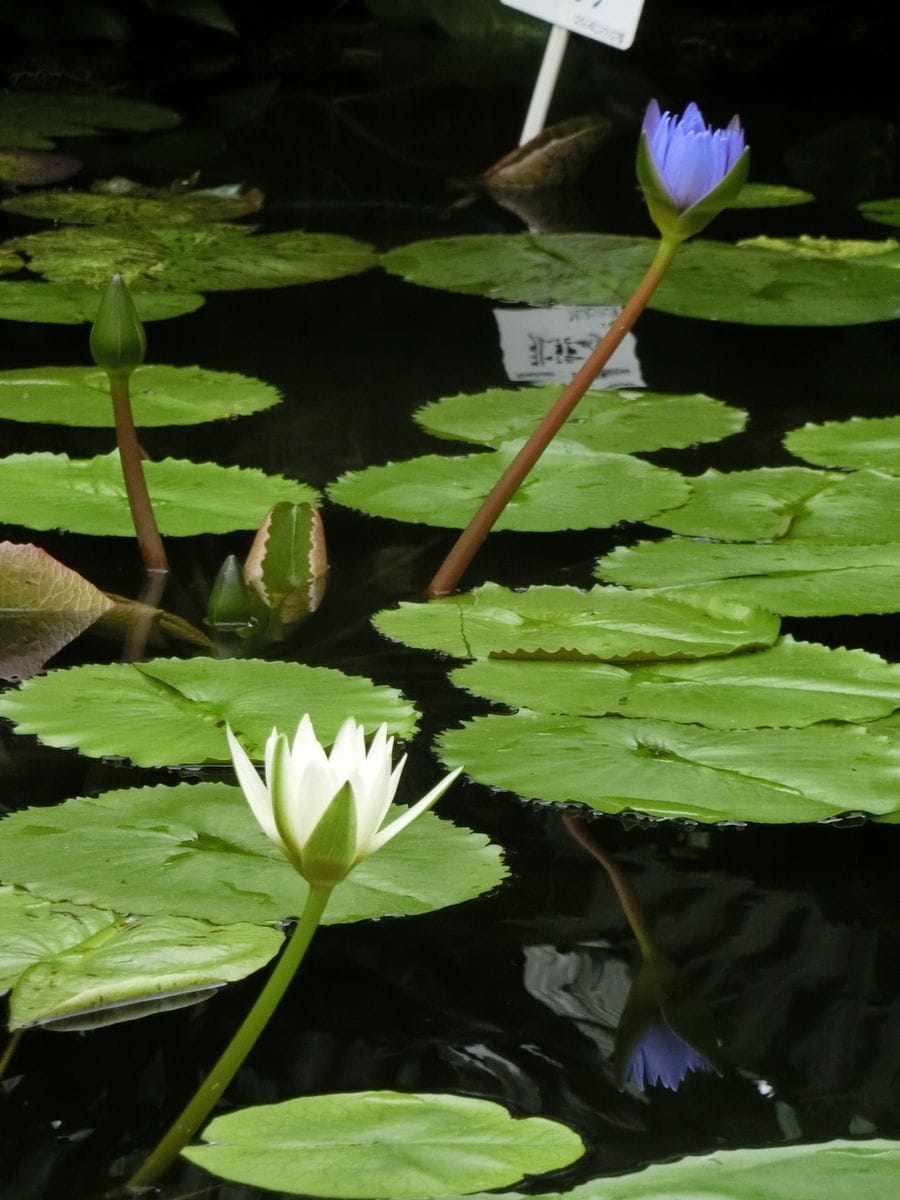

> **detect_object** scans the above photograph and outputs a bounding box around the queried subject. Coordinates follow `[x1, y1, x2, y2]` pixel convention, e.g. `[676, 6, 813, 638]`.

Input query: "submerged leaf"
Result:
[183, 1092, 583, 1197]
[0, 541, 113, 681]
[0, 89, 180, 150]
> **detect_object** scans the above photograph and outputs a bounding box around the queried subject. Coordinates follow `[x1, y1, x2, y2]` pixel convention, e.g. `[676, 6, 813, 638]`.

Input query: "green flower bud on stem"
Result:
[90, 273, 146, 381]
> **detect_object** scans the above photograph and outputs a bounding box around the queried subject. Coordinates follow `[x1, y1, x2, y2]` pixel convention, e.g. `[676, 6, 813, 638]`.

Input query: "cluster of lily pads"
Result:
[0, 85, 899, 1196]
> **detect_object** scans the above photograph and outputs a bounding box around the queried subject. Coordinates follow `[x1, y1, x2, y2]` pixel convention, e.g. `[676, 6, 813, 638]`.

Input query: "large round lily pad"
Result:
[183, 1092, 583, 1198]
[437, 711, 900, 824]
[382, 232, 900, 326]
[784, 414, 900, 472]
[0, 451, 316, 535]
[0, 281, 204, 324]
[373, 583, 779, 661]
[0, 657, 419, 767]
[0, 783, 507, 925]
[330, 444, 689, 532]
[0, 365, 281, 427]
[5, 223, 376, 292]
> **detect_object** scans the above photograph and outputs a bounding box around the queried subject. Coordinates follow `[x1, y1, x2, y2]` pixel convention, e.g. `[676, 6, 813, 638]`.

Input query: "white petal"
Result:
[366, 766, 463, 855]
[290, 714, 329, 777]
[329, 716, 365, 775]
[226, 725, 285, 852]
[357, 751, 404, 847]
[269, 732, 305, 865]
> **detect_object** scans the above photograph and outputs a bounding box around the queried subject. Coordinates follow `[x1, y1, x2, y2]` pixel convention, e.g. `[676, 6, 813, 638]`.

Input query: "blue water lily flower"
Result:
[637, 99, 750, 241]
[621, 1014, 716, 1092]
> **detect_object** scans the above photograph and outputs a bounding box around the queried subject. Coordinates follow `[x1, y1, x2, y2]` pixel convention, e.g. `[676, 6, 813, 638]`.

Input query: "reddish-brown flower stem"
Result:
[563, 815, 655, 958]
[425, 237, 680, 598]
[110, 374, 169, 574]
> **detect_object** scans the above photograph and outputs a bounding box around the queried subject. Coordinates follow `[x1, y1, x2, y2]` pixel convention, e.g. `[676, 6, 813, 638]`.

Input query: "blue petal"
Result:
[624, 1020, 714, 1092]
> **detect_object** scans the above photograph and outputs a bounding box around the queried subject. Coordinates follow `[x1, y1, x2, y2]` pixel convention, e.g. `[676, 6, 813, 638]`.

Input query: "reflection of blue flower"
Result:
[622, 1016, 715, 1092]
[643, 100, 745, 212]
[615, 954, 722, 1093]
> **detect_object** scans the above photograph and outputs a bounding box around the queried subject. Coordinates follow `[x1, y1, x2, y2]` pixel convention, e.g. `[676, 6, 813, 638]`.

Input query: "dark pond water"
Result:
[0, 4, 898, 1198]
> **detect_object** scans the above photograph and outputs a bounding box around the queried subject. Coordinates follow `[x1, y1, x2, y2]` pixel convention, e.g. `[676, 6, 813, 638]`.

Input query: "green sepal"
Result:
[636, 136, 750, 242]
[301, 781, 359, 888]
[89, 274, 146, 380]
[206, 555, 258, 631]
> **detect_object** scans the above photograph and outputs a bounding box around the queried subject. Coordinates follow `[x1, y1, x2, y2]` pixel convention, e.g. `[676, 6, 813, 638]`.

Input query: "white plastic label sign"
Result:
[494, 305, 644, 389]
[501, 0, 645, 50]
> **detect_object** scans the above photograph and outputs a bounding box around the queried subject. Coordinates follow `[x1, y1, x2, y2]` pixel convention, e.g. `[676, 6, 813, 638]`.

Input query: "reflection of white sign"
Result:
[494, 305, 644, 389]
[501, 0, 645, 51]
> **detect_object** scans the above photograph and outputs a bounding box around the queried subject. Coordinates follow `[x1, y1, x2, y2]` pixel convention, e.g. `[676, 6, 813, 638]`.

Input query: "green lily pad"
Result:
[0, 451, 316, 535]
[0, 887, 283, 1031]
[859, 198, 900, 228]
[329, 443, 688, 532]
[0, 783, 507, 925]
[373, 583, 779, 661]
[450, 636, 900, 728]
[414, 387, 746, 452]
[0, 281, 204, 323]
[5, 223, 375, 292]
[731, 182, 814, 208]
[381, 232, 900, 326]
[0, 541, 113, 682]
[0, 657, 418, 767]
[184, 1091, 582, 1197]
[476, 1140, 900, 1200]
[1, 183, 264, 226]
[0, 365, 281, 427]
[596, 540, 900, 616]
[0, 89, 180, 150]
[784, 414, 900, 472]
[437, 712, 900, 824]
[648, 466, 900, 542]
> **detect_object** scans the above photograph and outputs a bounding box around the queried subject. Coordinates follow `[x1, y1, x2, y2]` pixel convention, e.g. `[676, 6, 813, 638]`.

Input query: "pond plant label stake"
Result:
[502, 0, 646, 51]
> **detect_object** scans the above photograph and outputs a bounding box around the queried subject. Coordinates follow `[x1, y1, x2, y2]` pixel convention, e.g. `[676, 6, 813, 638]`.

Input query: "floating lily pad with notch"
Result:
[784, 414, 900, 472]
[183, 1091, 583, 1197]
[0, 783, 507, 926]
[647, 466, 900, 543]
[0, 657, 418, 767]
[4, 223, 376, 292]
[381, 232, 900, 325]
[373, 583, 779, 661]
[413, 387, 746, 452]
[437, 712, 900, 824]
[0, 365, 281, 427]
[0, 451, 316, 536]
[449, 636, 900, 728]
[330, 442, 689, 532]
[596, 539, 900, 616]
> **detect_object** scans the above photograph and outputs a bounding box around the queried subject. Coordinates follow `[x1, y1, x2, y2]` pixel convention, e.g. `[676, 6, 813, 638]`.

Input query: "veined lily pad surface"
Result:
[1, 183, 264, 226]
[596, 540, 900, 616]
[0, 281, 204, 323]
[4, 223, 376, 292]
[0, 452, 317, 535]
[0, 886, 283, 1031]
[329, 443, 689, 532]
[437, 712, 900, 824]
[381, 232, 900, 325]
[859, 197, 900, 228]
[471, 1140, 900, 1200]
[0, 89, 181, 149]
[0, 783, 508, 925]
[0, 365, 282, 426]
[647, 466, 900, 542]
[449, 636, 900, 729]
[413, 387, 746, 452]
[0, 657, 418, 766]
[373, 583, 779, 661]
[183, 1091, 583, 1197]
[784, 414, 900, 471]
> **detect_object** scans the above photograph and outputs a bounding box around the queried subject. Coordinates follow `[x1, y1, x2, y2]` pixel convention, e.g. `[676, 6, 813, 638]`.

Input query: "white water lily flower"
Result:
[226, 715, 463, 889]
